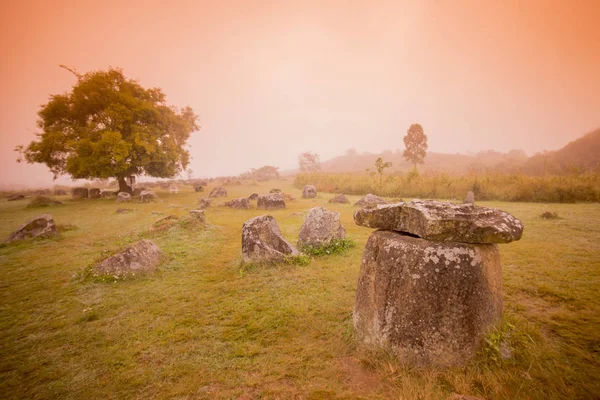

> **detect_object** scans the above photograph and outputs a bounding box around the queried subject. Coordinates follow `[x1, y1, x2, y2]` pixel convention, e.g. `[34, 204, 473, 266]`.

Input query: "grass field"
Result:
[0, 180, 598, 399]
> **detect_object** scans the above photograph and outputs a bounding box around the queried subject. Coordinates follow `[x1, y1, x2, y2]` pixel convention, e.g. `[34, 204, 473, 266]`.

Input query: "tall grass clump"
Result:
[295, 172, 600, 202]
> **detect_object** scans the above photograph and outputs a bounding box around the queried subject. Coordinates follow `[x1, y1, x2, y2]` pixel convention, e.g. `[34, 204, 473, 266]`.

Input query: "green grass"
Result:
[0, 180, 598, 399]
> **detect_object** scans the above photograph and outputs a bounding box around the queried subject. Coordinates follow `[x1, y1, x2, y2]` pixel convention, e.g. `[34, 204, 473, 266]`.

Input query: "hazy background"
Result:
[1, 0, 599, 186]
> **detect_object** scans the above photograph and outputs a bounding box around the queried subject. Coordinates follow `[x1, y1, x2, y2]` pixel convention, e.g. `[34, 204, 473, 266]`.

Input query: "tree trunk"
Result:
[117, 175, 132, 194]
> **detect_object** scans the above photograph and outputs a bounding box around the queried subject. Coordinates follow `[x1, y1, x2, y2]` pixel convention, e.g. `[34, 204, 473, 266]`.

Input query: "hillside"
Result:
[523, 128, 600, 175]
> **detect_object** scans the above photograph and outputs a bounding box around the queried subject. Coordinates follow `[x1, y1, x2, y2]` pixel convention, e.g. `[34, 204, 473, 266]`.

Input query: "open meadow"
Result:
[0, 180, 598, 399]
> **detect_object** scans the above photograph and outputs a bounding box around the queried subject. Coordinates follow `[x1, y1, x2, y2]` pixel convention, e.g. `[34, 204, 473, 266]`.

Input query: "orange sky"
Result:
[1, 0, 599, 186]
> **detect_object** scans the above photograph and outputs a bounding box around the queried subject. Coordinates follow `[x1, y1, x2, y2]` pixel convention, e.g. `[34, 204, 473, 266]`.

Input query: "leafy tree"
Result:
[366, 157, 392, 189]
[245, 165, 280, 181]
[16, 67, 199, 193]
[298, 151, 321, 173]
[403, 123, 428, 169]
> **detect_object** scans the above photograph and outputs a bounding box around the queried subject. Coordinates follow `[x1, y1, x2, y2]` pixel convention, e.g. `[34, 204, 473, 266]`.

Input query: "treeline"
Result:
[294, 172, 600, 203]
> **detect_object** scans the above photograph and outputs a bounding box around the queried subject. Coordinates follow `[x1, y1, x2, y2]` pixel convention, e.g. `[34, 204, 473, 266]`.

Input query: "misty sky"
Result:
[1, 0, 599, 186]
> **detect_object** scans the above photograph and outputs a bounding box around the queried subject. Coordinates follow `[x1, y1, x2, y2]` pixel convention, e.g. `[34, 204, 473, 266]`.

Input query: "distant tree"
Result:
[403, 123, 428, 169]
[345, 148, 358, 157]
[249, 165, 279, 181]
[366, 157, 392, 189]
[298, 152, 321, 173]
[16, 66, 199, 193]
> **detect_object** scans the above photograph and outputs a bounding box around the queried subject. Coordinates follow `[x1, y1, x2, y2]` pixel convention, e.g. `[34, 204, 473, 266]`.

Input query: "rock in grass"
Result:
[7, 194, 25, 201]
[209, 186, 227, 198]
[354, 199, 523, 244]
[242, 215, 299, 263]
[139, 190, 159, 202]
[89, 188, 101, 199]
[198, 198, 211, 209]
[463, 191, 475, 205]
[189, 209, 206, 223]
[257, 193, 285, 210]
[302, 185, 317, 199]
[269, 188, 282, 193]
[329, 193, 350, 204]
[151, 215, 178, 231]
[26, 195, 62, 208]
[7, 214, 58, 242]
[248, 193, 259, 200]
[354, 193, 387, 208]
[72, 187, 89, 199]
[225, 197, 250, 210]
[94, 240, 163, 277]
[297, 207, 346, 248]
[353, 230, 502, 367]
[116, 192, 131, 203]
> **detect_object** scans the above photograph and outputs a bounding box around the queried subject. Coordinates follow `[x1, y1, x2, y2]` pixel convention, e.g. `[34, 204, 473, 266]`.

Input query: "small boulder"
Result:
[269, 188, 282, 193]
[248, 193, 259, 200]
[257, 193, 286, 209]
[89, 188, 101, 199]
[189, 210, 206, 223]
[198, 198, 211, 209]
[116, 208, 135, 214]
[101, 189, 116, 198]
[151, 215, 178, 231]
[6, 214, 58, 242]
[329, 194, 350, 204]
[7, 194, 25, 201]
[72, 187, 89, 199]
[302, 185, 317, 199]
[194, 185, 204, 192]
[353, 199, 524, 244]
[353, 230, 503, 367]
[242, 215, 299, 263]
[94, 240, 163, 277]
[355, 193, 387, 208]
[26, 196, 62, 208]
[463, 191, 475, 205]
[139, 190, 159, 203]
[297, 207, 346, 248]
[209, 186, 227, 198]
[225, 197, 250, 210]
[540, 211, 559, 219]
[116, 192, 132, 203]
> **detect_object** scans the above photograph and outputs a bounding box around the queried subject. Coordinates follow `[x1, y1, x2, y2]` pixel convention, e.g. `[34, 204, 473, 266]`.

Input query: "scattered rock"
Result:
[353, 230, 503, 367]
[302, 185, 317, 199]
[248, 193, 259, 200]
[269, 188, 282, 193]
[463, 191, 475, 205]
[329, 194, 350, 204]
[209, 186, 227, 198]
[540, 211, 559, 219]
[89, 188, 101, 199]
[139, 190, 159, 203]
[116, 192, 132, 203]
[100, 189, 116, 198]
[225, 197, 250, 209]
[198, 198, 211, 209]
[116, 208, 135, 214]
[297, 207, 347, 248]
[26, 196, 62, 208]
[151, 215, 179, 231]
[93, 240, 163, 277]
[72, 187, 89, 199]
[6, 214, 58, 242]
[241, 215, 299, 263]
[257, 193, 286, 209]
[355, 193, 387, 208]
[353, 199, 524, 244]
[189, 210, 206, 223]
[194, 185, 204, 192]
[7, 194, 25, 201]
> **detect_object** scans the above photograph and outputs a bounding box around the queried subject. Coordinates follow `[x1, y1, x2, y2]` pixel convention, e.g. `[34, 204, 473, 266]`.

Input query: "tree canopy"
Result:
[403, 123, 428, 168]
[17, 67, 199, 192]
[298, 152, 321, 173]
